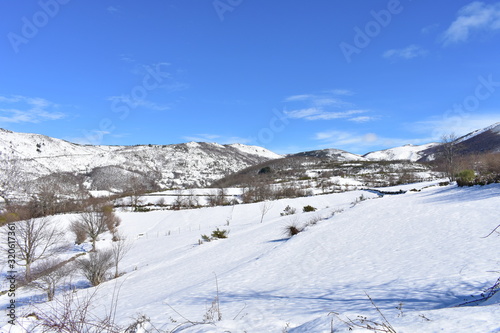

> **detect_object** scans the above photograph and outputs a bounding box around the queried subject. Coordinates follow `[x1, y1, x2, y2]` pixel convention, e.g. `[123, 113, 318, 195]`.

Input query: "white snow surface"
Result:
[363, 143, 440, 162]
[1, 182, 499, 332]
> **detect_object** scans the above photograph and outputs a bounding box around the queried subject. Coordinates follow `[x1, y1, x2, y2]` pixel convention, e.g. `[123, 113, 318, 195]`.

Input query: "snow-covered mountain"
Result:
[0, 129, 282, 190]
[363, 142, 440, 162]
[453, 121, 500, 154]
[417, 122, 500, 161]
[292, 148, 367, 161]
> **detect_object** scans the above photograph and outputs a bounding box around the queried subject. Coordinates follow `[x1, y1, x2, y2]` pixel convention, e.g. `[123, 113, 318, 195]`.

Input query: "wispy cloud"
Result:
[0, 95, 65, 124]
[285, 108, 366, 121]
[348, 116, 378, 123]
[441, 1, 500, 45]
[330, 89, 354, 96]
[183, 134, 251, 144]
[284, 94, 314, 102]
[383, 45, 428, 60]
[119, 54, 135, 63]
[283, 90, 375, 122]
[107, 6, 119, 13]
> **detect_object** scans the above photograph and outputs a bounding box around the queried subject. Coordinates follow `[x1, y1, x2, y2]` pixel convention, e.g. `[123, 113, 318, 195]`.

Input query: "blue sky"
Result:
[1, 0, 499, 154]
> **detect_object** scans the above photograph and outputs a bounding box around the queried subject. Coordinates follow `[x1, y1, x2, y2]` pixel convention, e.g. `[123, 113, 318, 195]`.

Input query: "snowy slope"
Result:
[0, 129, 282, 189]
[363, 142, 440, 162]
[293, 148, 366, 161]
[2, 182, 499, 332]
[455, 122, 500, 143]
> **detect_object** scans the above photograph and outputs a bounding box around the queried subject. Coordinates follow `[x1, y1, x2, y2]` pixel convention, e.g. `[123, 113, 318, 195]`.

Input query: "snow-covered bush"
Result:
[280, 205, 296, 216]
[303, 205, 317, 212]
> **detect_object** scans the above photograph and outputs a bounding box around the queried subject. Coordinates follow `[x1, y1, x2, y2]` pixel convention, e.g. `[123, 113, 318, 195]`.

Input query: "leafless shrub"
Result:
[206, 188, 229, 207]
[259, 201, 273, 223]
[111, 235, 132, 278]
[306, 214, 322, 226]
[330, 292, 397, 333]
[31, 287, 121, 333]
[103, 205, 121, 234]
[77, 250, 114, 286]
[29, 259, 73, 301]
[70, 221, 88, 245]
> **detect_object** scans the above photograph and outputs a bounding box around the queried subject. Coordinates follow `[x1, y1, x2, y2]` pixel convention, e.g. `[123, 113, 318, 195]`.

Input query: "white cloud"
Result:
[285, 108, 366, 121]
[441, 1, 500, 45]
[284, 94, 313, 102]
[348, 116, 378, 123]
[330, 89, 354, 96]
[383, 45, 428, 60]
[284, 91, 353, 105]
[0, 95, 65, 124]
[283, 90, 376, 122]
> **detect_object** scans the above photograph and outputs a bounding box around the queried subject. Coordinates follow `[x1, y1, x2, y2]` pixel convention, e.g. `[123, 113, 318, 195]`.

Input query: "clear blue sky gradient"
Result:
[1, 0, 499, 154]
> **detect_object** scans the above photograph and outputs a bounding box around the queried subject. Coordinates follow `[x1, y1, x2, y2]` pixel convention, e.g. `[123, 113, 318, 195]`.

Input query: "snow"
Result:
[0, 130, 282, 189]
[364, 143, 439, 162]
[228, 143, 283, 160]
[1, 182, 499, 332]
[455, 122, 500, 143]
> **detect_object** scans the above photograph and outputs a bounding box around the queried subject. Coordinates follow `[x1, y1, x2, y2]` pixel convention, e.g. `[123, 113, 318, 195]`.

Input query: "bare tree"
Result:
[172, 190, 185, 210]
[185, 189, 199, 208]
[0, 154, 23, 206]
[71, 211, 108, 252]
[126, 175, 146, 210]
[2, 217, 66, 281]
[440, 133, 459, 181]
[111, 234, 132, 278]
[77, 249, 114, 286]
[207, 188, 228, 206]
[30, 258, 73, 301]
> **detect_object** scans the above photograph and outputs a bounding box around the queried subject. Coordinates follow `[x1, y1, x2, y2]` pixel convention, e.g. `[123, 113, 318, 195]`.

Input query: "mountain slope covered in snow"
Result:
[363, 142, 440, 162]
[0, 129, 282, 189]
[1, 182, 499, 332]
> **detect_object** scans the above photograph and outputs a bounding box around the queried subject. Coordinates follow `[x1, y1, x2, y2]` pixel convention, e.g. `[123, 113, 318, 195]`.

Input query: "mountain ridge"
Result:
[1, 122, 498, 194]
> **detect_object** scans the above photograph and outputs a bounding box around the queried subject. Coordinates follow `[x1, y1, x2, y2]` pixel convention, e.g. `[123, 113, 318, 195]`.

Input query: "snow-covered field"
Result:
[1, 181, 499, 332]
